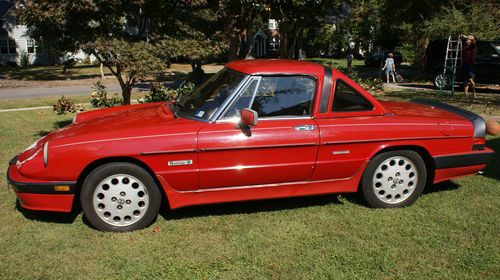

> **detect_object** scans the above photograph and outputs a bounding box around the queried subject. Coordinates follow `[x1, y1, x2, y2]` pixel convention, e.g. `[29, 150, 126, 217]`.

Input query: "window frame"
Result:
[0, 39, 16, 54]
[217, 74, 318, 121]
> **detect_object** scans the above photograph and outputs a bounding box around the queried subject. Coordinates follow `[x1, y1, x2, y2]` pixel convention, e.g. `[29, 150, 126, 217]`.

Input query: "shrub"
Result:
[90, 80, 122, 108]
[19, 51, 30, 67]
[138, 82, 194, 104]
[53, 96, 85, 114]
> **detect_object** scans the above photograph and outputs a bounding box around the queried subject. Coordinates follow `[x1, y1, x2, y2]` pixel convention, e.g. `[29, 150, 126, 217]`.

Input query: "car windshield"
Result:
[175, 69, 245, 120]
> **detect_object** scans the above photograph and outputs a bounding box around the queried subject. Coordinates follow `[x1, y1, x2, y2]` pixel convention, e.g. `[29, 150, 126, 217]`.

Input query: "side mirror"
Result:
[240, 108, 258, 126]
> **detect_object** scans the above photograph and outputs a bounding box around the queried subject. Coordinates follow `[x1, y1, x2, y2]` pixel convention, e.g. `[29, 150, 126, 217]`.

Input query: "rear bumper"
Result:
[434, 149, 494, 169]
[432, 148, 495, 183]
[6, 160, 76, 212]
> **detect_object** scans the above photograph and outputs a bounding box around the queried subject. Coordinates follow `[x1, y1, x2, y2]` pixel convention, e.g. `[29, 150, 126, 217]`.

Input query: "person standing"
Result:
[346, 52, 354, 68]
[382, 52, 396, 83]
[461, 35, 477, 98]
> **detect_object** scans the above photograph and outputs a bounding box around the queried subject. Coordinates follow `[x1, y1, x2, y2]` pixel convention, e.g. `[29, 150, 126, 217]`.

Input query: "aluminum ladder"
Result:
[440, 36, 462, 96]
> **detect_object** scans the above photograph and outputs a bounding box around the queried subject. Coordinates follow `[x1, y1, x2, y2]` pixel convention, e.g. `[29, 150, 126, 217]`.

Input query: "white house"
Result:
[0, 0, 54, 66]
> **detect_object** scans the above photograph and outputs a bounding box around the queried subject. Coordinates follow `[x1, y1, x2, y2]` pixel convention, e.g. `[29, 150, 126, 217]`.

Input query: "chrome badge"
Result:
[168, 160, 193, 166]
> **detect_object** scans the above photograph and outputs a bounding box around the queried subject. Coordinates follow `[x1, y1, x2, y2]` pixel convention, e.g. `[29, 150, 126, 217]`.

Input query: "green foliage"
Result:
[52, 96, 80, 114]
[19, 50, 30, 67]
[89, 80, 122, 108]
[424, 3, 500, 40]
[138, 82, 195, 104]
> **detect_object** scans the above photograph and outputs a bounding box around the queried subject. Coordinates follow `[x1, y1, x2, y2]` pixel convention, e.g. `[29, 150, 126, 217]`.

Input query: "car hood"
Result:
[33, 103, 202, 151]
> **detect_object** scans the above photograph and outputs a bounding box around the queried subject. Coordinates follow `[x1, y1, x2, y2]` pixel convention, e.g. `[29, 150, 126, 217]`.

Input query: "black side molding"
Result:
[410, 99, 486, 150]
[319, 66, 332, 113]
[434, 151, 494, 169]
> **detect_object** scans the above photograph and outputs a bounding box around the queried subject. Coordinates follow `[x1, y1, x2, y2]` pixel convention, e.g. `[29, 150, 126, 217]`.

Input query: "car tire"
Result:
[360, 150, 427, 208]
[434, 72, 451, 89]
[80, 162, 161, 232]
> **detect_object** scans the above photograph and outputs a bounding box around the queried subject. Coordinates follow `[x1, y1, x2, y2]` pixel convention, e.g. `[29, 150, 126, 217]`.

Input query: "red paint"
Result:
[8, 59, 495, 213]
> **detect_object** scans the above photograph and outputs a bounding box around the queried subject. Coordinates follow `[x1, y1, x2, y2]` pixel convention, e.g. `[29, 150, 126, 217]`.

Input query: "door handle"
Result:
[294, 125, 315, 131]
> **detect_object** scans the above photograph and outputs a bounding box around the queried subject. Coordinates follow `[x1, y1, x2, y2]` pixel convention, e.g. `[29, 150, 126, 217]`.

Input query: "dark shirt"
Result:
[462, 44, 476, 66]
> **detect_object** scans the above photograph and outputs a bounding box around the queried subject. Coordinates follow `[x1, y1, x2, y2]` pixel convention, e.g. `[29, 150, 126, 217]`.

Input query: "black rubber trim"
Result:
[434, 151, 494, 169]
[410, 99, 486, 150]
[9, 155, 18, 166]
[319, 66, 332, 113]
[6, 165, 76, 194]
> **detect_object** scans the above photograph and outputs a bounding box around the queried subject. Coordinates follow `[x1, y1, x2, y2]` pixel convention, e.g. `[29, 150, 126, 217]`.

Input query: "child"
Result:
[382, 52, 396, 83]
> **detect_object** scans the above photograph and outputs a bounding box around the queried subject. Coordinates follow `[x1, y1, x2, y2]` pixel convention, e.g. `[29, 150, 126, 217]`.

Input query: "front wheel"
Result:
[80, 162, 161, 232]
[361, 151, 427, 208]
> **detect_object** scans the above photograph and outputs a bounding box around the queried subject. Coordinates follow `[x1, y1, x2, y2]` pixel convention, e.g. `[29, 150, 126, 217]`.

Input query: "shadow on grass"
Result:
[483, 136, 500, 181]
[15, 200, 79, 224]
[423, 180, 460, 195]
[35, 119, 73, 137]
[161, 194, 342, 220]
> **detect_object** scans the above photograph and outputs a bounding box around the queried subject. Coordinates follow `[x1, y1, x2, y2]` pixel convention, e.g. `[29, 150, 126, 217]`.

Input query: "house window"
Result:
[27, 39, 42, 54]
[268, 19, 278, 30]
[0, 39, 16, 54]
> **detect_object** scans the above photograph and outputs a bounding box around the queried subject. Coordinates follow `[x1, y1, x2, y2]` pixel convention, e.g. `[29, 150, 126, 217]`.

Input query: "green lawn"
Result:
[0, 97, 499, 279]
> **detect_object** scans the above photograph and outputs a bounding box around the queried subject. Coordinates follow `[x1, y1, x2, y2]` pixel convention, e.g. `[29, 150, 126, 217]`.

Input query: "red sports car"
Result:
[7, 60, 494, 232]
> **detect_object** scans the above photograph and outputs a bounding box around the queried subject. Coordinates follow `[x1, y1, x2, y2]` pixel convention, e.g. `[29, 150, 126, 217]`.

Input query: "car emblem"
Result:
[168, 160, 193, 166]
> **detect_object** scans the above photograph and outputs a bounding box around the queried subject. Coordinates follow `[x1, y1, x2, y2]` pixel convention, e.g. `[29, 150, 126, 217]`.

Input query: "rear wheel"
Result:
[80, 162, 161, 232]
[361, 150, 427, 208]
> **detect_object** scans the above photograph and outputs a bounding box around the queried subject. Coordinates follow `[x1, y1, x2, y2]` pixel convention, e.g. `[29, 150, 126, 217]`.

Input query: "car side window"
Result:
[251, 76, 315, 117]
[476, 43, 495, 60]
[332, 80, 374, 112]
[223, 76, 316, 118]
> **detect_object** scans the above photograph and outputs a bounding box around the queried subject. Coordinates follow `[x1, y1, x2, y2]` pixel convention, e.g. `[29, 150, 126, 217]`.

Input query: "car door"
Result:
[475, 42, 500, 83]
[197, 75, 320, 189]
[312, 78, 386, 181]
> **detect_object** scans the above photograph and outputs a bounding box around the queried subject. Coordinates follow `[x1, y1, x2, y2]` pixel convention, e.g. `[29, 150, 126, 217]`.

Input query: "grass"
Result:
[0, 92, 146, 110]
[0, 96, 499, 279]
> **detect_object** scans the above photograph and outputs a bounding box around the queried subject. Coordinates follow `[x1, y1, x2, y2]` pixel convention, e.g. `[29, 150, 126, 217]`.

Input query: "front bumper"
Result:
[7, 157, 76, 212]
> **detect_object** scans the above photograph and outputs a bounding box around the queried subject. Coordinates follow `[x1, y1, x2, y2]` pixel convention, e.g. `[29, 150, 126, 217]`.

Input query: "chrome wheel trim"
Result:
[435, 73, 449, 88]
[92, 174, 149, 227]
[372, 156, 418, 204]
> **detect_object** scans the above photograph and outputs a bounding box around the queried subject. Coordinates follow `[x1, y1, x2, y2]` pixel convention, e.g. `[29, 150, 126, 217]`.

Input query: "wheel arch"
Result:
[74, 157, 169, 211]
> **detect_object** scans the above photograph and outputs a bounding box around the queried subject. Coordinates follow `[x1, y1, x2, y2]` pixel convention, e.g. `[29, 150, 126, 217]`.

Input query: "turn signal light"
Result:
[54, 185, 70, 192]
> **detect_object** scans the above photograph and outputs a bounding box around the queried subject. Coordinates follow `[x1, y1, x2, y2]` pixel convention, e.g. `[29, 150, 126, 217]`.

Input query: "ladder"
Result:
[440, 36, 462, 96]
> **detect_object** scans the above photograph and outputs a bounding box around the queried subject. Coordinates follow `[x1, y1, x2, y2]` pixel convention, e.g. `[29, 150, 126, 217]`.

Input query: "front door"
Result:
[197, 75, 320, 189]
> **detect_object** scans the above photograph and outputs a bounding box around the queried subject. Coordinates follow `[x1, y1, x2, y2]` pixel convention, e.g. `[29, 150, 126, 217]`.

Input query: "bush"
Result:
[90, 80, 122, 108]
[52, 96, 85, 115]
[19, 51, 30, 67]
[138, 82, 194, 104]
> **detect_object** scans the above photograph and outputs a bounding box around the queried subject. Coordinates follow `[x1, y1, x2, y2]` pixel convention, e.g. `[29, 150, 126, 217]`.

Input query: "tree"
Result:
[18, 0, 226, 105]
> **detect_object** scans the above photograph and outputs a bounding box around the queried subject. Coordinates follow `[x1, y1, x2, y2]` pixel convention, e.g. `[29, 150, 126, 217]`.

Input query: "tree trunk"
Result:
[228, 34, 240, 61]
[121, 85, 132, 105]
[100, 63, 106, 79]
